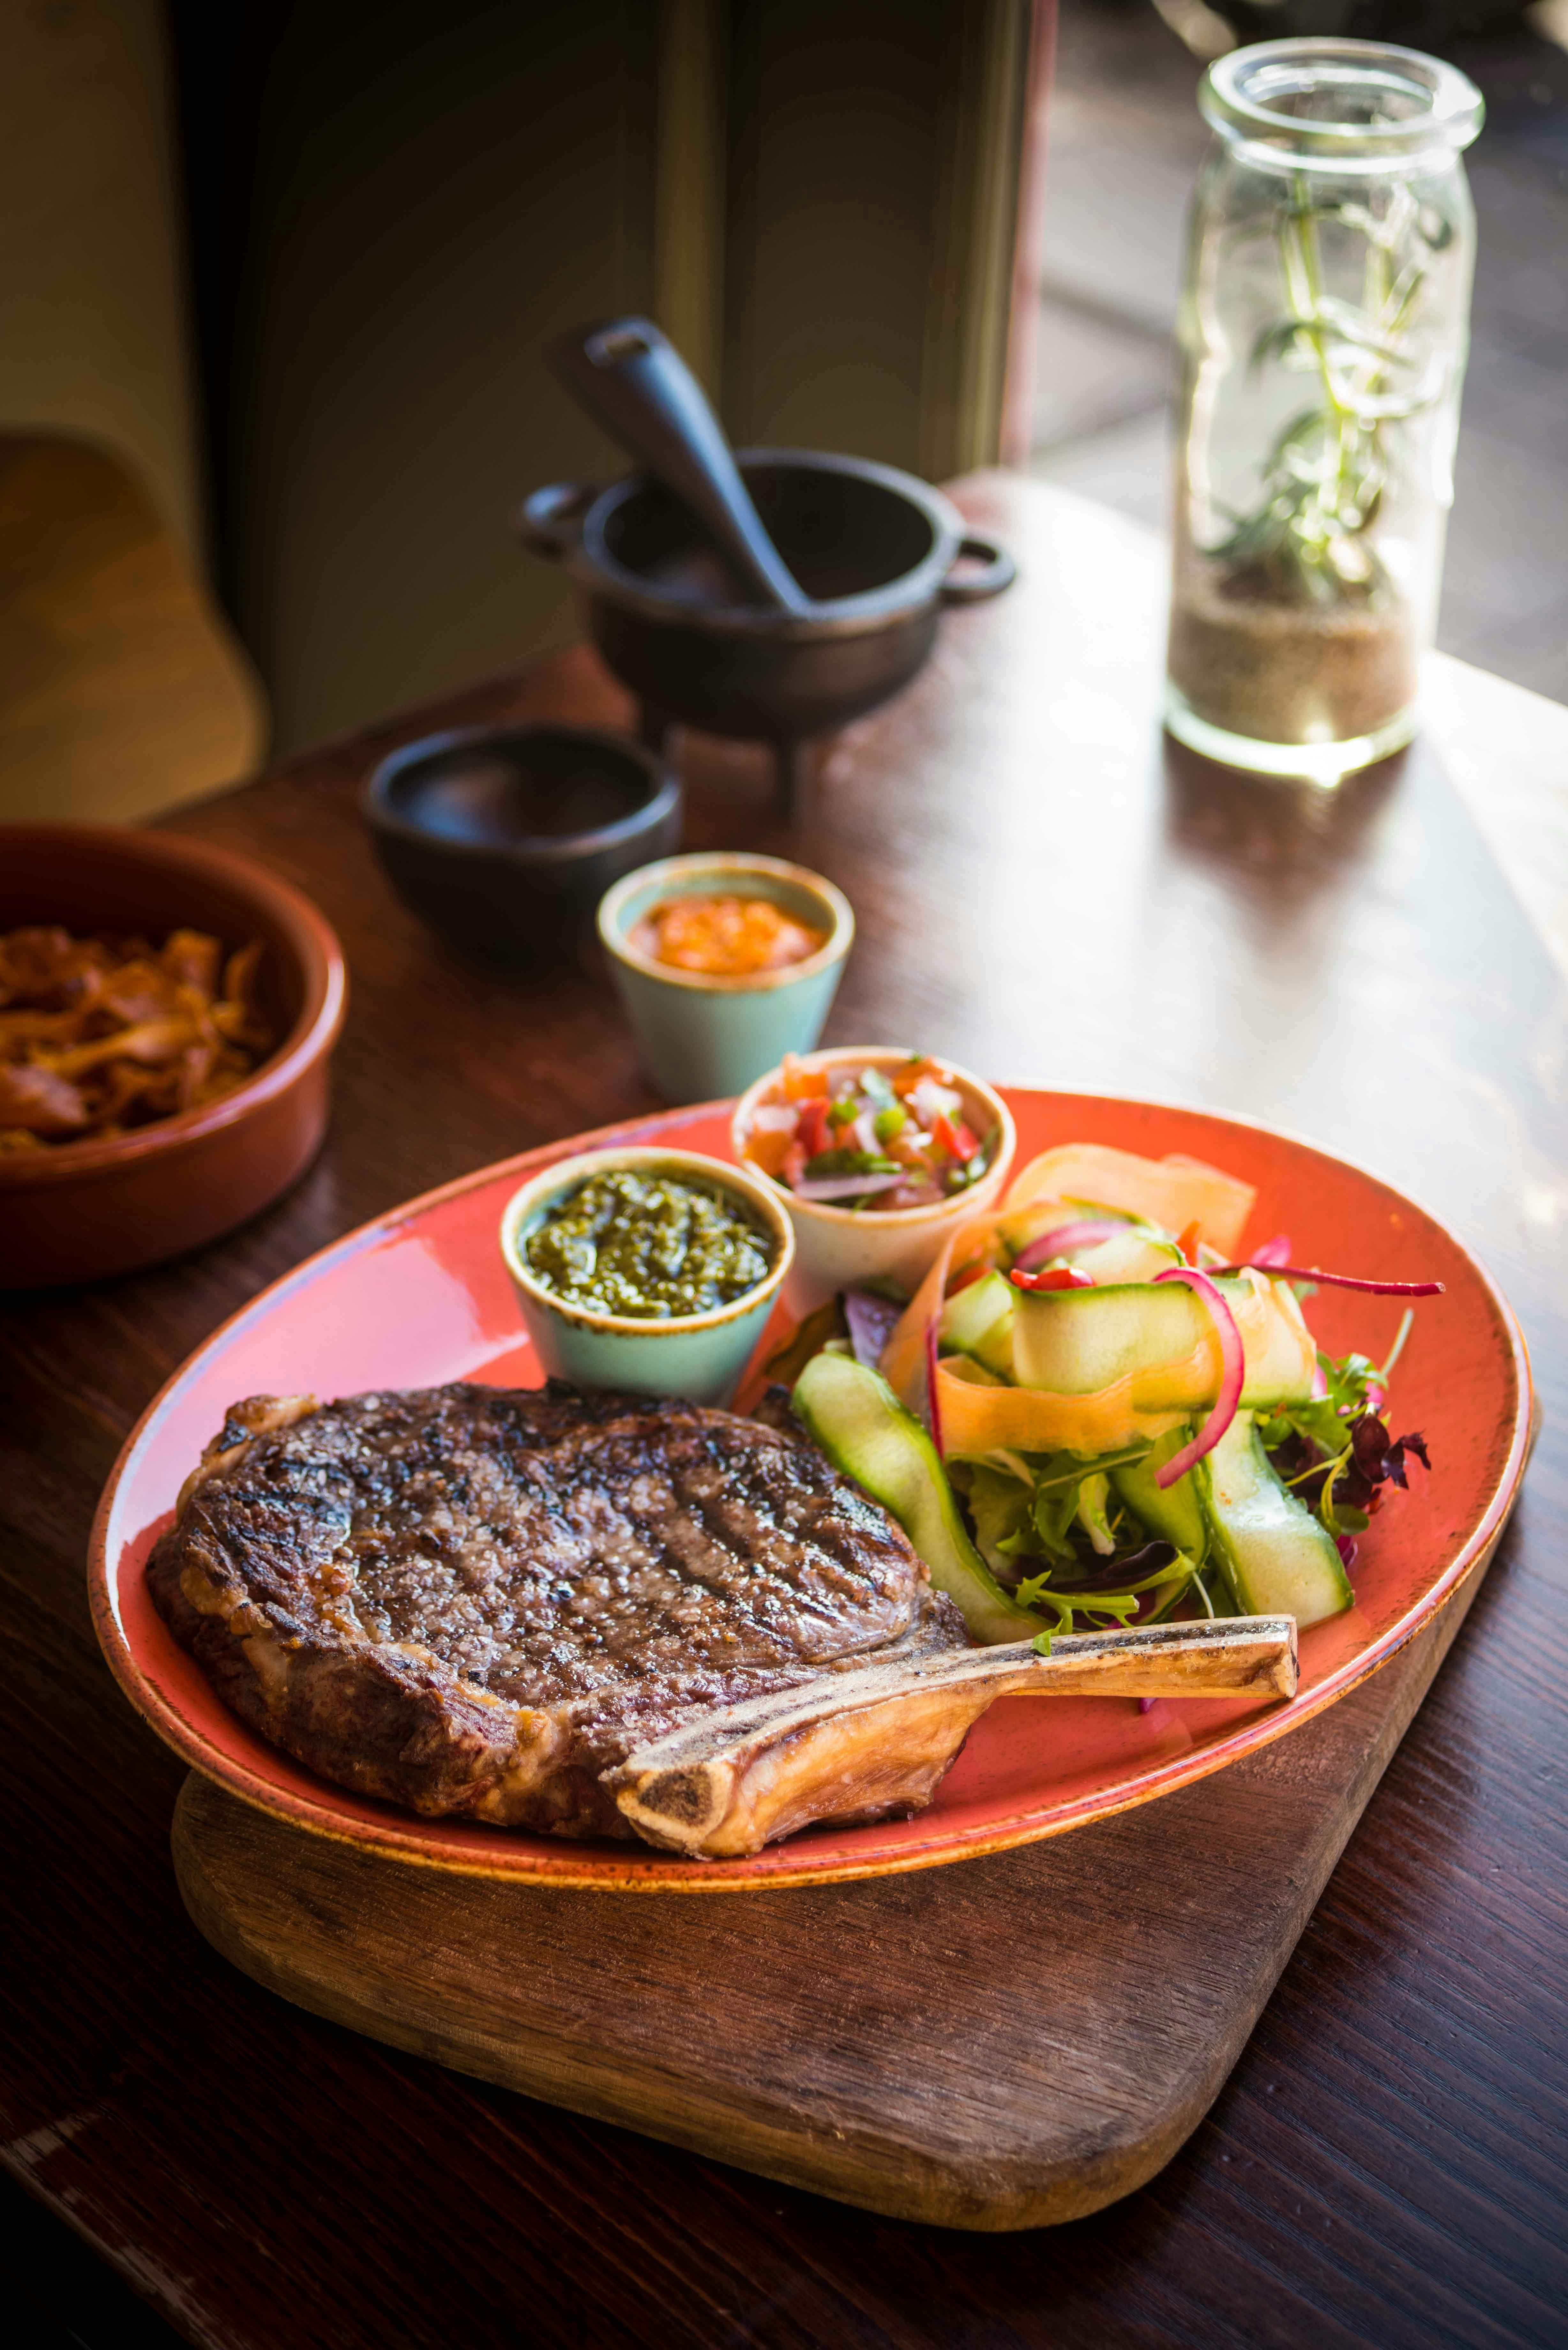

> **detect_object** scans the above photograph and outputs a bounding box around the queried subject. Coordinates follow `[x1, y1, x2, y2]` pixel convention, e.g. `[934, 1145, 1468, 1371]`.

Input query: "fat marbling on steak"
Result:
[148, 1379, 970, 1853]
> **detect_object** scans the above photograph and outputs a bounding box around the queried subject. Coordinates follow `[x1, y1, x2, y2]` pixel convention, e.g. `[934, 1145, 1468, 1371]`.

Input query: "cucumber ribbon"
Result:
[880, 1143, 1262, 1460]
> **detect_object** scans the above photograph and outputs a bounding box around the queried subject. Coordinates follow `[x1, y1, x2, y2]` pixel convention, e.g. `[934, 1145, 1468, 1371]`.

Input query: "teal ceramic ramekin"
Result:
[596, 852, 854, 1104]
[498, 1146, 794, 1404]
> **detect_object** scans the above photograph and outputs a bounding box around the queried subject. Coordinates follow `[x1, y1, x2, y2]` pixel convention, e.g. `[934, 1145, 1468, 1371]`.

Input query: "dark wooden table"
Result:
[5, 476, 1565, 2349]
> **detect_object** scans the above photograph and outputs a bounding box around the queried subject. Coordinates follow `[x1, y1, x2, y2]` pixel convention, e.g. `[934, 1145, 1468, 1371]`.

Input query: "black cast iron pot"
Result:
[517, 449, 1015, 813]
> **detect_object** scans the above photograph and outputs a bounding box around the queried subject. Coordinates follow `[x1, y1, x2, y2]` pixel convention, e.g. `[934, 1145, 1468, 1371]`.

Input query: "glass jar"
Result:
[1166, 40, 1483, 783]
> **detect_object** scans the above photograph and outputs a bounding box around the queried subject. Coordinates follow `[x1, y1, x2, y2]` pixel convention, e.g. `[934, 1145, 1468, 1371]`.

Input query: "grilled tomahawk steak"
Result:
[148, 1380, 969, 1849]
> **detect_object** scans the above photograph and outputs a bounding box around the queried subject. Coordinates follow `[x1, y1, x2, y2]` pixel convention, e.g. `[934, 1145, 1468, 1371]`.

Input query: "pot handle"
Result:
[514, 480, 598, 558]
[939, 534, 1017, 604]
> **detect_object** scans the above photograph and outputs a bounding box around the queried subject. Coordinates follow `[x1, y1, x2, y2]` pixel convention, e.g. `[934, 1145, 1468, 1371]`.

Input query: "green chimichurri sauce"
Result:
[524, 1168, 774, 1320]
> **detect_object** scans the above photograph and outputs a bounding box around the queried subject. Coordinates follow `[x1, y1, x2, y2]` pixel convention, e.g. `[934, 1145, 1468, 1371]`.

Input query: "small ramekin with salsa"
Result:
[597, 853, 854, 1104]
[732, 1045, 1015, 1306]
[629, 893, 826, 978]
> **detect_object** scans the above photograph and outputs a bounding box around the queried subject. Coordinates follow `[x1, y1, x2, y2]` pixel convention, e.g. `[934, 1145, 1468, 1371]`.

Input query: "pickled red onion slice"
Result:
[1214, 1262, 1444, 1296]
[1012, 1218, 1129, 1273]
[1248, 1233, 1293, 1267]
[925, 1314, 945, 1456]
[792, 1171, 905, 1202]
[1151, 1265, 1244, 1490]
[844, 1288, 902, 1369]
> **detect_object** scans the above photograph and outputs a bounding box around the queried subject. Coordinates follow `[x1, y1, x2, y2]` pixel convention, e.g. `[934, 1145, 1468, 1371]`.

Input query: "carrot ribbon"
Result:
[881, 1142, 1264, 1459]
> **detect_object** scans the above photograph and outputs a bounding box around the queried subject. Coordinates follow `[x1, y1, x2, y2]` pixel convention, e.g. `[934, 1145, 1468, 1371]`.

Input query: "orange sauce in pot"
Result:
[631, 895, 826, 977]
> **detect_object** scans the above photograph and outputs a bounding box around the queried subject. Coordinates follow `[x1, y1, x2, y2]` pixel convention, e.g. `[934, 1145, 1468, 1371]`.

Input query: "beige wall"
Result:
[0, 0, 1034, 784]
[724, 0, 948, 474]
[0, 0, 203, 560]
[190, 0, 1032, 759]
[723, 0, 1033, 484]
[213, 1, 659, 756]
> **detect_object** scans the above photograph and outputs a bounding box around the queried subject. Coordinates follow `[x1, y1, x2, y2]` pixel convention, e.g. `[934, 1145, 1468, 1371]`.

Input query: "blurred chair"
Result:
[0, 435, 267, 823]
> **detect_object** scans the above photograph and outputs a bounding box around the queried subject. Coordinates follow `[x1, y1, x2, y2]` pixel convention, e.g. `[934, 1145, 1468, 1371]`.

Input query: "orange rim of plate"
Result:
[88, 1088, 1534, 1893]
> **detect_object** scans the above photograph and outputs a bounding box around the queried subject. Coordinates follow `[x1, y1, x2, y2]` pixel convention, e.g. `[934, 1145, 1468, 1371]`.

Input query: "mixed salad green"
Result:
[780, 1197, 1437, 1653]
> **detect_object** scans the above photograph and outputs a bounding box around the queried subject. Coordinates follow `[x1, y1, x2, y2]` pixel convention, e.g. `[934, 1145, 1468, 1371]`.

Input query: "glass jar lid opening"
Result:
[1203, 38, 1483, 166]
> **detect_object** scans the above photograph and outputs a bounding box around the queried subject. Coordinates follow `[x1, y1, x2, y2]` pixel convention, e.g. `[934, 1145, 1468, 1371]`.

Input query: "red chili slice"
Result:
[928, 1111, 979, 1163]
[1009, 1265, 1096, 1292]
[795, 1099, 833, 1159]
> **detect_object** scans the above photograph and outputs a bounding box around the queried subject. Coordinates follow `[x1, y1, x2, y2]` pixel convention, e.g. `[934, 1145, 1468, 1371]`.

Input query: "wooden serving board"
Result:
[170, 1548, 1496, 2234]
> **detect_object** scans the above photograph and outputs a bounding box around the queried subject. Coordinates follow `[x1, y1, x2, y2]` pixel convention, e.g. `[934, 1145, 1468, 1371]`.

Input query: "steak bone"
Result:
[605, 1614, 1298, 1858]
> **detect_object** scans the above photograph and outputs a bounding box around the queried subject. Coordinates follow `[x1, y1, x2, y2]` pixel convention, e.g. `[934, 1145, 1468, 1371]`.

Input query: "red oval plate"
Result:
[90, 1089, 1531, 1891]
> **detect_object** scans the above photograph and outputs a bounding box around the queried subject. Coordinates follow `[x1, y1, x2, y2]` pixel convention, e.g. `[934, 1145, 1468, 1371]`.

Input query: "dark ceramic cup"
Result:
[364, 723, 682, 966]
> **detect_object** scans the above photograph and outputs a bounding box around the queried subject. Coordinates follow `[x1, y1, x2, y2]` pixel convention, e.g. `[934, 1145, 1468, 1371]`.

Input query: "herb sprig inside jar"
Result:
[1165, 39, 1483, 780]
[524, 1167, 775, 1320]
[742, 1053, 997, 1209]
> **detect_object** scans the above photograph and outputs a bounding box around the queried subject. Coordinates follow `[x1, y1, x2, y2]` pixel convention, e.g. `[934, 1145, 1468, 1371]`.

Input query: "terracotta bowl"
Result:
[0, 824, 347, 1288]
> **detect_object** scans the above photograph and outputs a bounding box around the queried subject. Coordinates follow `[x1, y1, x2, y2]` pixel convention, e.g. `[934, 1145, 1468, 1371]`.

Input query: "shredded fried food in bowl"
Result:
[0, 926, 274, 1151]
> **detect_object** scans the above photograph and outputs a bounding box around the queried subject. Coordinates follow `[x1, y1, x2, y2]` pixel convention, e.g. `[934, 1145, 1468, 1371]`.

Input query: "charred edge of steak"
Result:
[146, 1379, 965, 1845]
[147, 1513, 626, 1837]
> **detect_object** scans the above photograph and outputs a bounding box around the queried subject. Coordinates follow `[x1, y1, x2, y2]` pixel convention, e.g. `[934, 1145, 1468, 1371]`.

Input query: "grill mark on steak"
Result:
[148, 1380, 967, 1842]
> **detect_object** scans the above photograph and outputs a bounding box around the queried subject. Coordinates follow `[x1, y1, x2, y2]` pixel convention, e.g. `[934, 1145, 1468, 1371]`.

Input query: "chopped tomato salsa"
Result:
[740, 1053, 997, 1210]
[631, 895, 826, 977]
